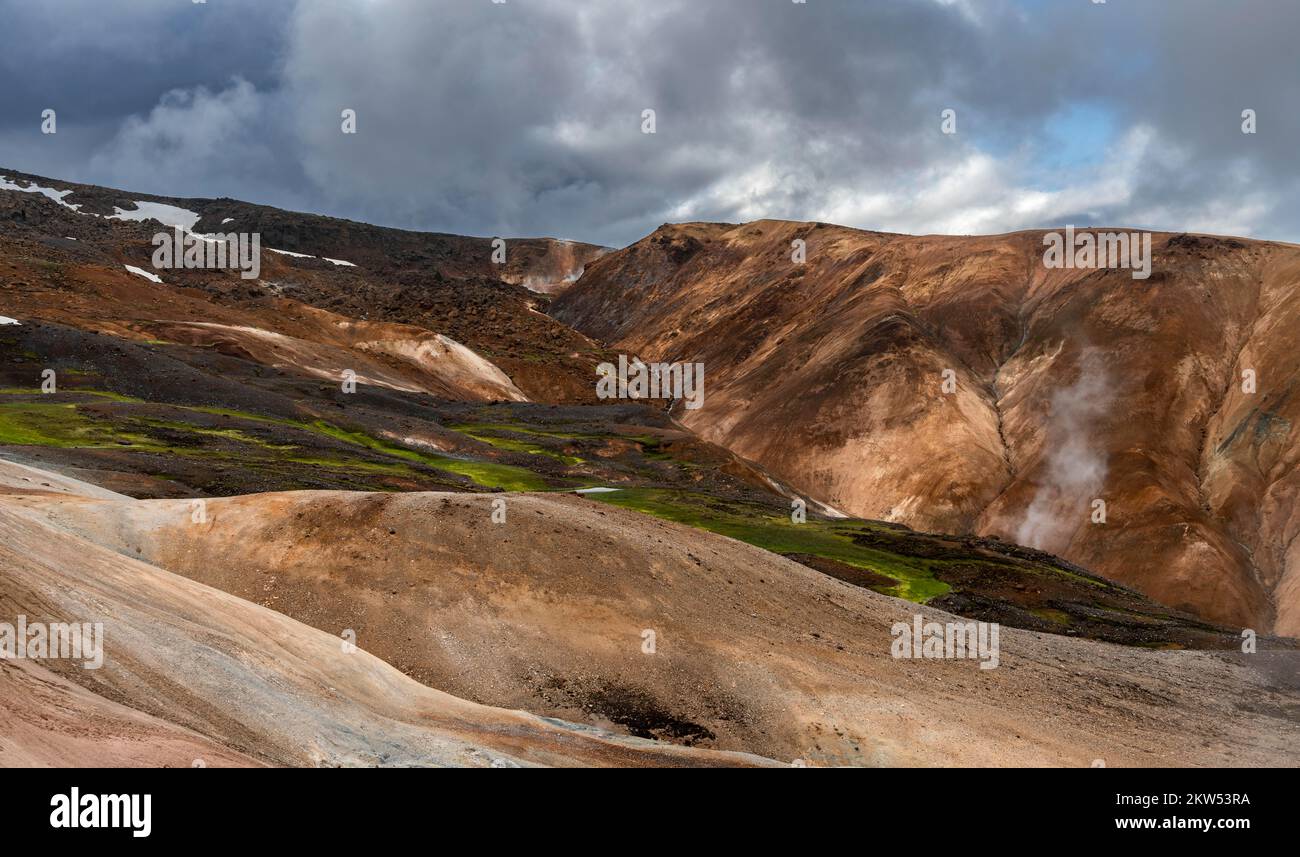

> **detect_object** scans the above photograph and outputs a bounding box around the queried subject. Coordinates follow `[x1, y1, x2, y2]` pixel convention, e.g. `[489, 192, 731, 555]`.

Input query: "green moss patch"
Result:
[587, 487, 951, 602]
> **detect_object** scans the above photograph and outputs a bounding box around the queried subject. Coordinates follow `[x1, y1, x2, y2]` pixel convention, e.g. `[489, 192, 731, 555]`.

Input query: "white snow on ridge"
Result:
[0, 175, 83, 212]
[269, 247, 356, 267]
[2, 176, 363, 274]
[108, 201, 202, 232]
[0, 180, 216, 238]
[1, 179, 363, 272]
[0, 316, 21, 326]
[123, 265, 164, 284]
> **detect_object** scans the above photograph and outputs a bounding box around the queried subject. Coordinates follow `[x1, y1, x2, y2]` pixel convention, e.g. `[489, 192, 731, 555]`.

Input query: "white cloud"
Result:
[10, 0, 1295, 247]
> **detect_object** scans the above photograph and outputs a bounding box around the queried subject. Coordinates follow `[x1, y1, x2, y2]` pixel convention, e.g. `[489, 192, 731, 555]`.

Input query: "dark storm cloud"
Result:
[0, 0, 295, 190]
[1, 0, 1296, 246]
[0, 0, 290, 123]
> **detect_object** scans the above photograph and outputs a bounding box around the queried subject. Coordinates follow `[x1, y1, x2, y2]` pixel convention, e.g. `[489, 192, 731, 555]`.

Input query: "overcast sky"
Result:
[2, 0, 1296, 247]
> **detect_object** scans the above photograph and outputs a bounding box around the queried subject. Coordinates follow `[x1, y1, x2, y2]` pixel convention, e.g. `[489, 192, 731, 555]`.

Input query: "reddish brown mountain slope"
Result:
[1, 169, 611, 402]
[553, 221, 1300, 635]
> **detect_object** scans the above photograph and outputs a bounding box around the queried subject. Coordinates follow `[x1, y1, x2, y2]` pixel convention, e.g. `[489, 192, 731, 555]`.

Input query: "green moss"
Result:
[307, 421, 549, 490]
[1029, 607, 1072, 626]
[0, 388, 145, 403]
[183, 409, 550, 490]
[127, 418, 298, 450]
[0, 396, 546, 490]
[0, 402, 162, 449]
[431, 458, 549, 491]
[1049, 567, 1114, 589]
[453, 427, 585, 465]
[281, 456, 416, 476]
[589, 487, 951, 603]
[449, 421, 590, 440]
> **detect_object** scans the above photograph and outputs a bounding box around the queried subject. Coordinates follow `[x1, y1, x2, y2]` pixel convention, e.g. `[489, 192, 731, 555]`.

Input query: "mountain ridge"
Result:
[3, 170, 1298, 767]
[554, 219, 1300, 635]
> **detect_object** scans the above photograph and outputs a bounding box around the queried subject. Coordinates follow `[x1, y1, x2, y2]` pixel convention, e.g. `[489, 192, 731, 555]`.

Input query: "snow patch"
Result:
[108, 201, 202, 232]
[0, 175, 83, 212]
[0, 316, 21, 326]
[123, 265, 164, 284]
[269, 248, 356, 267]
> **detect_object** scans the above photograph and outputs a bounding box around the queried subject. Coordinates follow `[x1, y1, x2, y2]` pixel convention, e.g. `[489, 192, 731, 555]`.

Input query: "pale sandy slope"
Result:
[0, 462, 773, 768]
[0, 456, 129, 499]
[11, 467, 1298, 767]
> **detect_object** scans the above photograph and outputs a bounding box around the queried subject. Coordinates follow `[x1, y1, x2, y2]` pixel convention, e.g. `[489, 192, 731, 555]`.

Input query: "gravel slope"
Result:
[15, 477, 1297, 767]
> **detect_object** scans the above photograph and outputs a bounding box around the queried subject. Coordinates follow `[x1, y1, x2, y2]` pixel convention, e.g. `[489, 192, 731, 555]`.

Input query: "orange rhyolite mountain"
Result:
[553, 220, 1300, 635]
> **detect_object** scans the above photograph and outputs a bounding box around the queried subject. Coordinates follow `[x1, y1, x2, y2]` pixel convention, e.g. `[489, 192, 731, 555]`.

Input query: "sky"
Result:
[1, 0, 1296, 248]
